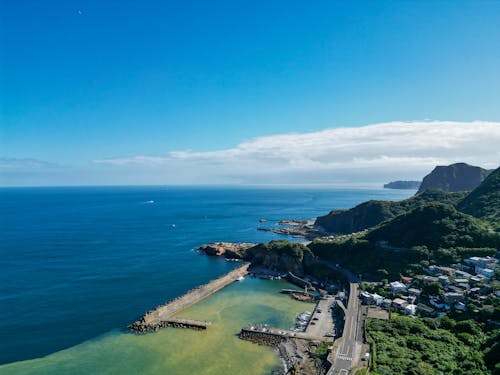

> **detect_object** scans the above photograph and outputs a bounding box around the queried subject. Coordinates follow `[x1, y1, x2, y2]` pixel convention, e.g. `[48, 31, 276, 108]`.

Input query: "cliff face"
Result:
[417, 163, 491, 194]
[246, 242, 316, 276]
[198, 240, 315, 276]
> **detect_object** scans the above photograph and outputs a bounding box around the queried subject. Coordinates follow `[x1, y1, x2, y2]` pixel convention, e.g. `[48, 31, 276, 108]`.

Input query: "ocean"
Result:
[0, 186, 413, 373]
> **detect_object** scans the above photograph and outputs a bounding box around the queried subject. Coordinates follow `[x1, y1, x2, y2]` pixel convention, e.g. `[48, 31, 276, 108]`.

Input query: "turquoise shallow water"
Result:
[0, 278, 311, 375]
[0, 186, 414, 370]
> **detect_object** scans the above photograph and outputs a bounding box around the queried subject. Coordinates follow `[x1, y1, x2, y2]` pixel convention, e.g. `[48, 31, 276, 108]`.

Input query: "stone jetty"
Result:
[129, 262, 250, 333]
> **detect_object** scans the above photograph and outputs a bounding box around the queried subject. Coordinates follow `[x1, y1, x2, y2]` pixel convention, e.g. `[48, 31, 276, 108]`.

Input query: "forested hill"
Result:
[314, 190, 467, 235]
[458, 166, 500, 228]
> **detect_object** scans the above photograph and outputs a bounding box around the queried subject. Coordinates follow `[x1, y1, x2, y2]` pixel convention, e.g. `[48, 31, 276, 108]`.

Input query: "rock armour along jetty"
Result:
[129, 262, 250, 333]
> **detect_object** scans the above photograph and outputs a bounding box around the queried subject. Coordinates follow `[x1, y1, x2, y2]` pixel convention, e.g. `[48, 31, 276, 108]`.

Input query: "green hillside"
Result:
[366, 203, 498, 249]
[457, 166, 500, 228]
[315, 190, 467, 234]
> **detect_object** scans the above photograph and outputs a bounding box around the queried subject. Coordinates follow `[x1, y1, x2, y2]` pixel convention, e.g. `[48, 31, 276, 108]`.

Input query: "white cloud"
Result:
[93, 121, 500, 184]
[0, 157, 59, 170]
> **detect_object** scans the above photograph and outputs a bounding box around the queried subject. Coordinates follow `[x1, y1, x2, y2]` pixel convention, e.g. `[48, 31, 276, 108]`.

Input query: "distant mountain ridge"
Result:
[384, 181, 421, 190]
[417, 162, 491, 194]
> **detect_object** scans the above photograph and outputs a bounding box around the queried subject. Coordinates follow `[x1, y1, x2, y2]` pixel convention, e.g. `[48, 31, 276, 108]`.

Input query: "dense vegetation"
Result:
[309, 203, 498, 279]
[315, 190, 467, 234]
[366, 316, 490, 375]
[258, 239, 309, 257]
[458, 167, 500, 228]
[417, 162, 491, 194]
[366, 203, 499, 249]
[246, 240, 315, 276]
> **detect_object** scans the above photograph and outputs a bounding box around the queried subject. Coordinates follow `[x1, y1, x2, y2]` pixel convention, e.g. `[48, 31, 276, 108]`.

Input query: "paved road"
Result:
[327, 282, 362, 375]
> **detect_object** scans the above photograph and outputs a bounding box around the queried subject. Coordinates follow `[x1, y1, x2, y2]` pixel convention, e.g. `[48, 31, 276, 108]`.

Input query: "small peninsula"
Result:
[383, 180, 421, 189]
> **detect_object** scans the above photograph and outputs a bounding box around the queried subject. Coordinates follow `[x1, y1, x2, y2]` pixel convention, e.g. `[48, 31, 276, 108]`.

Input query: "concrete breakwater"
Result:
[129, 262, 250, 333]
[239, 327, 286, 347]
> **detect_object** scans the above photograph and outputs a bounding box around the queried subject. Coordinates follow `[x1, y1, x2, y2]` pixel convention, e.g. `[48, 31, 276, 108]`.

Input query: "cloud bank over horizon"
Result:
[2, 121, 499, 186]
[91, 121, 500, 185]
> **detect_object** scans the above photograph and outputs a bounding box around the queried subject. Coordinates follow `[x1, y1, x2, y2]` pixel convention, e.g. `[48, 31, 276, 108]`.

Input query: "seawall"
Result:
[129, 262, 250, 333]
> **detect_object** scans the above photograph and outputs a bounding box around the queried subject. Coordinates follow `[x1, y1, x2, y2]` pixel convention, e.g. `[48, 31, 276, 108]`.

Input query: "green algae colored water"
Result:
[0, 278, 311, 375]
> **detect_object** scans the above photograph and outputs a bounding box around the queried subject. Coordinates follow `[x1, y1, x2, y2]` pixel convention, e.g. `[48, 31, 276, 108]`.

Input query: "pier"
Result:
[129, 262, 250, 333]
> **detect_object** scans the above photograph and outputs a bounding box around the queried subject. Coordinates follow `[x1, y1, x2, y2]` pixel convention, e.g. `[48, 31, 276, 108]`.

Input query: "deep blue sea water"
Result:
[0, 186, 414, 365]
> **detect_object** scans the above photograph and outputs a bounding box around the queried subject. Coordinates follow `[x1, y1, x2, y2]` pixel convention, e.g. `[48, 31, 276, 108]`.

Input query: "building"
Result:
[465, 256, 498, 268]
[381, 299, 392, 309]
[390, 281, 407, 294]
[416, 303, 435, 316]
[405, 304, 417, 315]
[427, 265, 455, 276]
[438, 275, 449, 285]
[392, 298, 408, 311]
[408, 288, 421, 297]
[481, 268, 494, 278]
[423, 276, 439, 284]
[444, 292, 465, 305]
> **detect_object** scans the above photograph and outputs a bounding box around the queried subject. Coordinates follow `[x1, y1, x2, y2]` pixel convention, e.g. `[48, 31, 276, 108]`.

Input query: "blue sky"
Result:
[1, 1, 500, 185]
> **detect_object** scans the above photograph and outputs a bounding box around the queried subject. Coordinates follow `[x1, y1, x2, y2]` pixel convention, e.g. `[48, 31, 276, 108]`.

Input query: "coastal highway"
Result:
[327, 282, 362, 375]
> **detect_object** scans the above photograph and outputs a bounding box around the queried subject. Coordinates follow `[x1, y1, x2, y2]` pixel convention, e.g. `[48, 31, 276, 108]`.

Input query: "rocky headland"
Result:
[257, 219, 321, 240]
[417, 162, 492, 194]
[198, 240, 316, 277]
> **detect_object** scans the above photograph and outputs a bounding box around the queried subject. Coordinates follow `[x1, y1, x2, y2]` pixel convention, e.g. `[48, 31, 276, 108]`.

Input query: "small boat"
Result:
[171, 224, 176, 228]
[237, 276, 245, 281]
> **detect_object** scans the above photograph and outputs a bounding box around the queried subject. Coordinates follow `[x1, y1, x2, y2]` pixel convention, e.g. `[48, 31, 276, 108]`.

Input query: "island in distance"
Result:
[383, 180, 421, 189]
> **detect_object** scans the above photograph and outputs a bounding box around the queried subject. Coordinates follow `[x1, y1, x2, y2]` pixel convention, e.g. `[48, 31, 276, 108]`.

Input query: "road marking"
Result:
[337, 354, 353, 361]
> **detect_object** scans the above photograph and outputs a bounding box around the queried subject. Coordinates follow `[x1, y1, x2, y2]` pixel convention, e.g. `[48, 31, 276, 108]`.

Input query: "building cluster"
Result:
[360, 256, 498, 318]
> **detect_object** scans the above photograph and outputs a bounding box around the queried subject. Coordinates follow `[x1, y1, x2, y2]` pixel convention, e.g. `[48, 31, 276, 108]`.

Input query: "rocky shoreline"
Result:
[257, 219, 321, 240]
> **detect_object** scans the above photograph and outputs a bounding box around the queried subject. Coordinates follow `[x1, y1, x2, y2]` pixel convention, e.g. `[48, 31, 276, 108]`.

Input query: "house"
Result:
[372, 293, 384, 306]
[454, 302, 466, 311]
[438, 275, 449, 285]
[405, 304, 417, 315]
[401, 276, 413, 284]
[468, 287, 481, 296]
[390, 281, 407, 294]
[453, 278, 469, 285]
[381, 299, 392, 309]
[427, 265, 454, 276]
[429, 298, 448, 310]
[423, 276, 439, 284]
[408, 288, 421, 297]
[481, 268, 494, 278]
[470, 275, 486, 285]
[447, 285, 465, 294]
[465, 256, 498, 273]
[416, 303, 435, 316]
[444, 292, 465, 304]
[360, 291, 372, 304]
[455, 270, 473, 279]
[360, 292, 384, 306]
[406, 295, 417, 305]
[392, 298, 408, 311]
